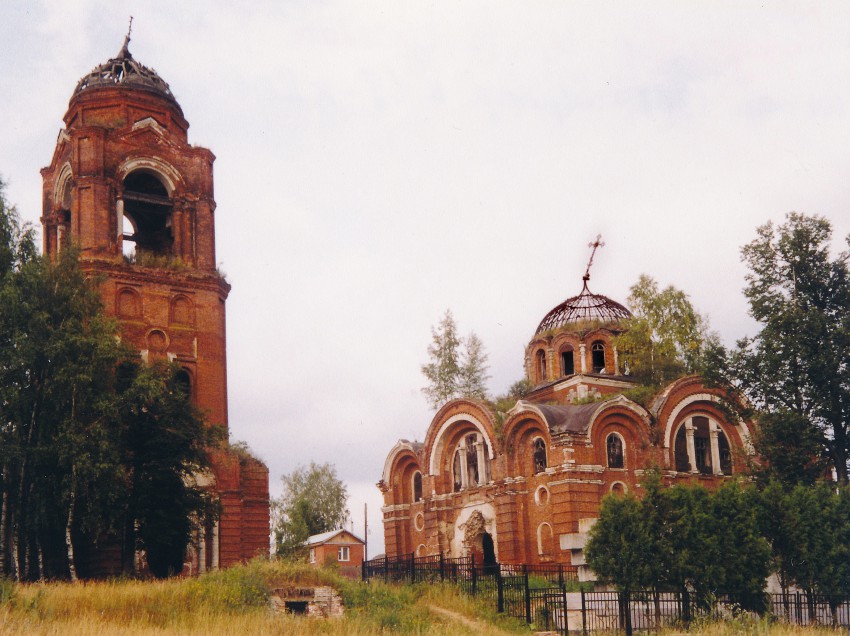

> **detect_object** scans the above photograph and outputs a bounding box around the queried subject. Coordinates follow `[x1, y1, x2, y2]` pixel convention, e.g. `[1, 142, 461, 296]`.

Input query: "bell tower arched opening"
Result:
[122, 171, 173, 259]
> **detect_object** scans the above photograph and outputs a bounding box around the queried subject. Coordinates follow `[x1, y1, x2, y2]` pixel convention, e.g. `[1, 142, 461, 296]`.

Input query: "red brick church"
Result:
[39, 36, 269, 574]
[380, 246, 753, 580]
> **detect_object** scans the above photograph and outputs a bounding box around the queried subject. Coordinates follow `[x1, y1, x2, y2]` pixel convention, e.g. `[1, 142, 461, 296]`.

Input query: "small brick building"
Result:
[307, 530, 366, 578]
[380, 275, 753, 580]
[39, 36, 269, 575]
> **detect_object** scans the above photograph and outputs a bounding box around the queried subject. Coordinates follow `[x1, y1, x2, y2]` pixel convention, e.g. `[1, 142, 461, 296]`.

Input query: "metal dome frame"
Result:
[72, 34, 180, 110]
[535, 281, 631, 334]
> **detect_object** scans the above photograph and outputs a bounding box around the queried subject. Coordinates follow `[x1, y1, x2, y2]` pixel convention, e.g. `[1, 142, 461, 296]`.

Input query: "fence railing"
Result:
[362, 554, 850, 634]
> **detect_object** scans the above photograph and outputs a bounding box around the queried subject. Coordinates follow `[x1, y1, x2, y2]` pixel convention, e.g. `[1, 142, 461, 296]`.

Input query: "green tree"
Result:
[731, 213, 850, 483]
[457, 332, 490, 401]
[0, 245, 123, 579]
[0, 176, 36, 279]
[587, 477, 769, 612]
[616, 275, 711, 390]
[0, 181, 220, 579]
[490, 378, 532, 414]
[586, 474, 669, 595]
[777, 483, 848, 622]
[749, 412, 828, 486]
[272, 462, 349, 557]
[115, 361, 221, 578]
[421, 310, 490, 409]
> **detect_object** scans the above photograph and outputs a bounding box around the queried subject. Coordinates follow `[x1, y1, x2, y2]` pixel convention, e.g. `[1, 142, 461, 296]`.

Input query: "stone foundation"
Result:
[270, 586, 344, 619]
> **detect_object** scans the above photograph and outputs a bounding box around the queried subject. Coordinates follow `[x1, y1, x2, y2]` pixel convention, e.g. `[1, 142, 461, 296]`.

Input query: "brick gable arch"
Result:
[501, 412, 551, 477]
[432, 424, 494, 495]
[381, 441, 422, 492]
[423, 399, 498, 479]
[391, 455, 423, 507]
[586, 401, 652, 471]
[655, 379, 753, 452]
[663, 398, 749, 474]
[116, 156, 184, 195]
[53, 163, 73, 209]
[584, 396, 652, 445]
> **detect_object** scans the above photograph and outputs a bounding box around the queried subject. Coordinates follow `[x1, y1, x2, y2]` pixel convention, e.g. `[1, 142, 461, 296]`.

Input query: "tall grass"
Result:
[0, 562, 841, 635]
[0, 560, 523, 635]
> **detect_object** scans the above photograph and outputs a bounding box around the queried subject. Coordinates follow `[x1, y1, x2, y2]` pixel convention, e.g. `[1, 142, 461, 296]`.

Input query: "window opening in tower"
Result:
[122, 171, 173, 258]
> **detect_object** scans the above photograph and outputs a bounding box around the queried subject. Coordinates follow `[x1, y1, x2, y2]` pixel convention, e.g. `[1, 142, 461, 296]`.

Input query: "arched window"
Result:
[606, 433, 624, 468]
[674, 424, 690, 472]
[117, 287, 141, 318]
[533, 438, 547, 474]
[122, 171, 173, 258]
[412, 472, 423, 503]
[536, 349, 547, 383]
[537, 523, 555, 557]
[673, 416, 733, 475]
[611, 482, 626, 495]
[465, 433, 480, 486]
[719, 433, 732, 474]
[452, 449, 463, 492]
[560, 346, 575, 376]
[57, 171, 72, 252]
[591, 341, 606, 373]
[171, 295, 194, 325]
[451, 432, 490, 491]
[174, 368, 192, 399]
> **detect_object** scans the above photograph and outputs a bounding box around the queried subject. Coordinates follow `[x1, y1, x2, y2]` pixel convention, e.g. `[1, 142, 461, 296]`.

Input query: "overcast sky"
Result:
[2, 1, 850, 557]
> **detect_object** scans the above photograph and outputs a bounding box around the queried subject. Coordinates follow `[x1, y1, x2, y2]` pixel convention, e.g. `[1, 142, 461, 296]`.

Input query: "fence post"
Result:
[439, 552, 445, 582]
[558, 564, 564, 589]
[682, 588, 691, 628]
[471, 553, 477, 596]
[497, 569, 504, 613]
[410, 552, 416, 584]
[383, 555, 389, 583]
[524, 564, 532, 624]
[361, 559, 366, 581]
[562, 586, 569, 634]
[581, 589, 587, 635]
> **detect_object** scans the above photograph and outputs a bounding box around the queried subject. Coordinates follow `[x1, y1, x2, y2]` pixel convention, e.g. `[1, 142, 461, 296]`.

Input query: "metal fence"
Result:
[361, 555, 850, 634]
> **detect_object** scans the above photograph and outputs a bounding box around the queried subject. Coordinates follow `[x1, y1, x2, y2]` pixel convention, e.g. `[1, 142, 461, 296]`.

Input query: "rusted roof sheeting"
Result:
[534, 401, 603, 435]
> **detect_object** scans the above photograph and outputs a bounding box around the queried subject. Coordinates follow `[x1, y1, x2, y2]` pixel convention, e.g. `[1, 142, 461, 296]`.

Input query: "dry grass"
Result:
[0, 563, 843, 635]
[0, 561, 524, 635]
[678, 623, 845, 636]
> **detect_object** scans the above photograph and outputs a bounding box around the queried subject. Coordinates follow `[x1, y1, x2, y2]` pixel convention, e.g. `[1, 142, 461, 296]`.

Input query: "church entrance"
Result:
[481, 532, 498, 574]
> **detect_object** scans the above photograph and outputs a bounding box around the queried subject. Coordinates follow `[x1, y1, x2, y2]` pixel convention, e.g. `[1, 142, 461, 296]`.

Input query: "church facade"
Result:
[380, 268, 753, 579]
[39, 38, 269, 574]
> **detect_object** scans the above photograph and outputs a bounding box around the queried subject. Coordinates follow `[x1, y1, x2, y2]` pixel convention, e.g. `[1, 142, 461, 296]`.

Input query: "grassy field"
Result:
[0, 560, 526, 635]
[0, 561, 844, 635]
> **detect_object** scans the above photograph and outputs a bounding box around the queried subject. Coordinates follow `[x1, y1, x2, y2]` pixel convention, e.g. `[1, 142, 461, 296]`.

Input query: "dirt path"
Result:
[426, 604, 498, 633]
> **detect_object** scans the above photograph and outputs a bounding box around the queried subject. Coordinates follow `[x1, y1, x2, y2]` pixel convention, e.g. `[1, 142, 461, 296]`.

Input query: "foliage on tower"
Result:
[616, 274, 713, 390]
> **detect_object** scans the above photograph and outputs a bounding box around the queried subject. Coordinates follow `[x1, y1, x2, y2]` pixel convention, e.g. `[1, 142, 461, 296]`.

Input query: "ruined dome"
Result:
[535, 281, 631, 335]
[72, 35, 181, 113]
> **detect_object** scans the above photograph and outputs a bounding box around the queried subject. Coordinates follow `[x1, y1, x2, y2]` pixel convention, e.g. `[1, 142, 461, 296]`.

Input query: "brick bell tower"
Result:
[40, 34, 269, 573]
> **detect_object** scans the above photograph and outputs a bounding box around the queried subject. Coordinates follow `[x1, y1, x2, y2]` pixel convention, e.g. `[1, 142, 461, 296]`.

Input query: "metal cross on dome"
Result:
[583, 234, 605, 283]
